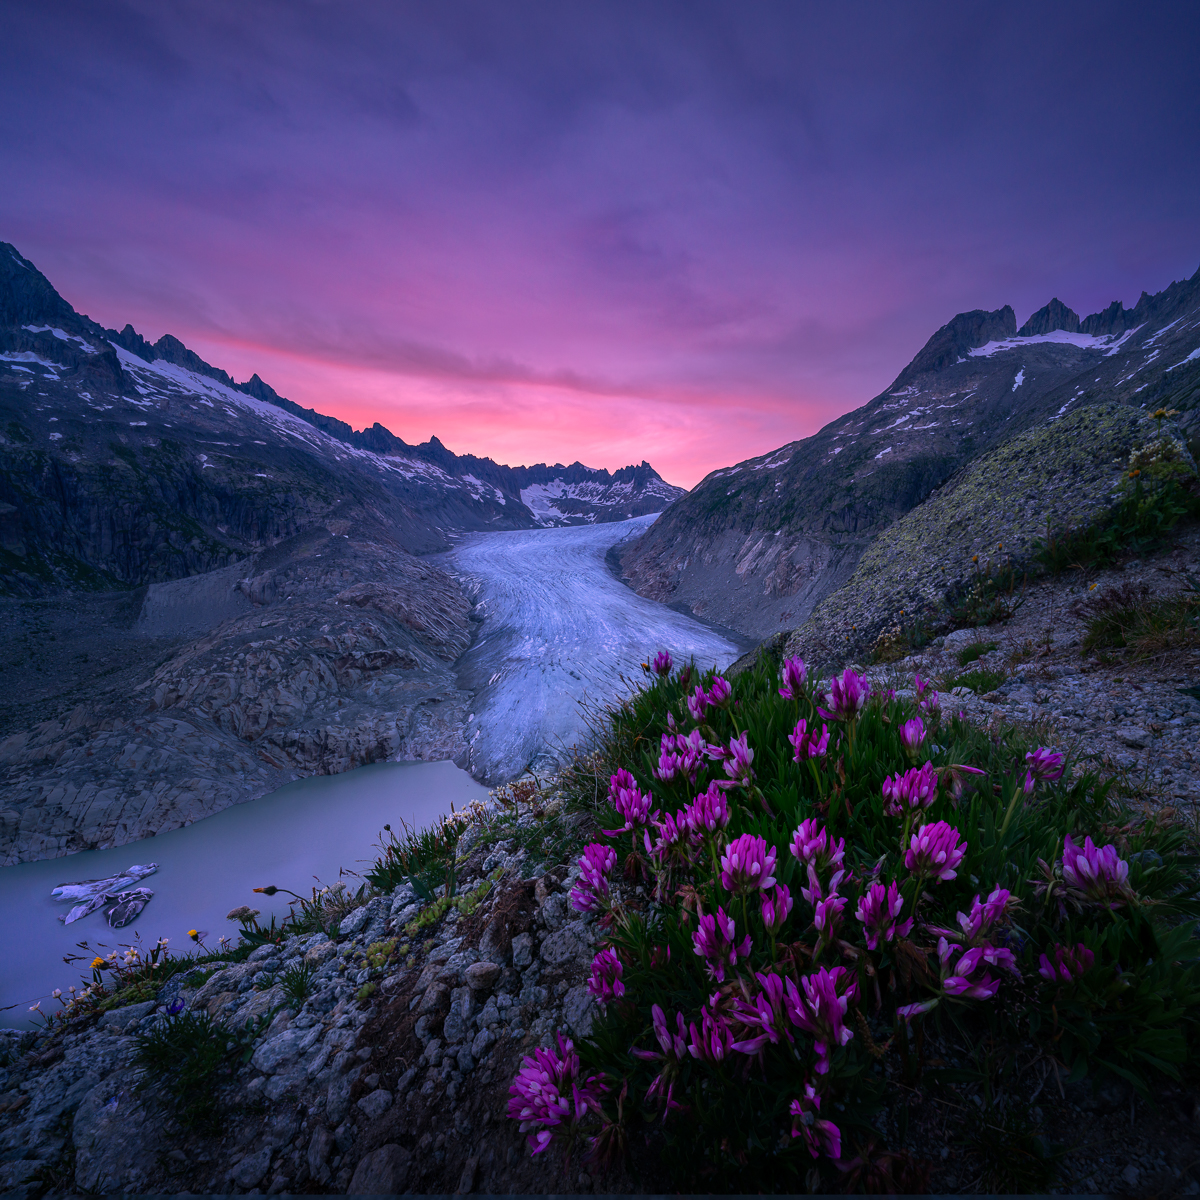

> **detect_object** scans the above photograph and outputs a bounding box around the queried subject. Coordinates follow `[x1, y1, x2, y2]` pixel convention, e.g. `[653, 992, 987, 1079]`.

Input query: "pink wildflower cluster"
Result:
[788, 717, 830, 761]
[1061, 834, 1132, 907]
[652, 650, 673, 677]
[645, 810, 696, 868]
[603, 768, 658, 836]
[713, 731, 755, 788]
[1038, 941, 1095, 983]
[730, 970, 793, 1053]
[686, 996, 736, 1064]
[789, 818, 846, 875]
[653, 727, 709, 786]
[587, 947, 625, 1005]
[506, 1033, 609, 1154]
[821, 667, 870, 722]
[881, 761, 938, 816]
[631, 1004, 690, 1118]
[681, 781, 730, 834]
[778, 656, 808, 700]
[937, 937, 1002, 1000]
[785, 965, 858, 1075]
[719, 833, 777, 894]
[854, 881, 912, 950]
[570, 842, 617, 913]
[790, 1083, 842, 1160]
[899, 717, 927, 757]
[686, 674, 732, 721]
[1024, 746, 1065, 792]
[904, 819, 966, 882]
[760, 884, 794, 934]
[914, 672, 939, 712]
[691, 906, 752, 982]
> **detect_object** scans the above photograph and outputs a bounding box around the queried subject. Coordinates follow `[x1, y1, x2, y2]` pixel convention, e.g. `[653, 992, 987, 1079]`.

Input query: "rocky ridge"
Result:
[619, 265, 1200, 640]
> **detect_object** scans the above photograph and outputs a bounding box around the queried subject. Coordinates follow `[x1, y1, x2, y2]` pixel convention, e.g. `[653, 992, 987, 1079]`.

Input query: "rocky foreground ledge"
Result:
[0, 805, 645, 1198]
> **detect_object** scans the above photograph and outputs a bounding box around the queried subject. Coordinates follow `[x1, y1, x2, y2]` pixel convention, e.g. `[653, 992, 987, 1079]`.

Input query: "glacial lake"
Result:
[0, 760, 489, 1029]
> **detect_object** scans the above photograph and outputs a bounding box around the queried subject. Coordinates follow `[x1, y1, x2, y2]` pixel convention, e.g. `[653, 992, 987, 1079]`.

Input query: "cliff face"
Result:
[619, 266, 1200, 639]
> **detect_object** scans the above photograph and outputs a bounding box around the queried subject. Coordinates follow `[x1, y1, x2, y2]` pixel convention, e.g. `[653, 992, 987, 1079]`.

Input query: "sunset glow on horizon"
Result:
[3, 2, 1198, 488]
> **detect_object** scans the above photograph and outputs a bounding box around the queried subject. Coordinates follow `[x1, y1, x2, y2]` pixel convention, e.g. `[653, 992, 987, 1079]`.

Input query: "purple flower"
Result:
[778, 656, 809, 700]
[914, 672, 940, 712]
[1061, 834, 1132, 906]
[602, 775, 658, 836]
[938, 938, 1000, 1000]
[687, 1002, 736, 1064]
[956, 886, 1013, 941]
[899, 717, 927, 756]
[587, 948, 625, 1005]
[854, 881, 912, 951]
[760, 884, 793, 934]
[570, 842, 618, 912]
[1026, 746, 1065, 782]
[784, 965, 858, 1075]
[789, 717, 830, 761]
[691, 906, 752, 982]
[633, 1004, 689, 1119]
[686, 685, 710, 722]
[653, 728, 709, 785]
[706, 675, 732, 707]
[789, 1082, 842, 1160]
[813, 891, 847, 942]
[506, 1033, 609, 1155]
[1037, 941, 1095, 983]
[645, 810, 696, 867]
[682, 780, 730, 834]
[904, 820, 966, 883]
[652, 650, 673, 677]
[788, 819, 846, 875]
[720, 731, 755, 787]
[821, 667, 870, 722]
[720, 833, 777, 894]
[881, 761, 939, 816]
[730, 970, 792, 1053]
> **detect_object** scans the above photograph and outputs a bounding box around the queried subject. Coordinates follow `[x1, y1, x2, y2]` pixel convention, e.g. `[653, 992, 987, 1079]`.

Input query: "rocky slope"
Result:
[619, 270, 1200, 639]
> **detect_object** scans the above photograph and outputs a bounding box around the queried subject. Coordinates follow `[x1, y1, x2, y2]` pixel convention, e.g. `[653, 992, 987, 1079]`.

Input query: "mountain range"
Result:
[619, 271, 1200, 637]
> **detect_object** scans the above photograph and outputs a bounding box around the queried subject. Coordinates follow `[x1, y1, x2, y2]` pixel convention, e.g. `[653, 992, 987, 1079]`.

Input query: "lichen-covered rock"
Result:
[784, 405, 1192, 667]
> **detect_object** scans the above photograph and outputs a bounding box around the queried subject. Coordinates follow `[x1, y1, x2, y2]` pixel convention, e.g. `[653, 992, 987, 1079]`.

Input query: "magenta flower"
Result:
[633, 1005, 689, 1119]
[899, 717, 927, 757]
[720, 833, 777, 894]
[506, 1033, 609, 1155]
[587, 947, 625, 1005]
[813, 891, 847, 942]
[914, 672, 940, 712]
[603, 775, 658, 836]
[904, 820, 966, 883]
[686, 1003, 736, 1064]
[706, 675, 732, 707]
[1061, 834, 1132, 906]
[645, 810, 696, 868]
[652, 650, 673, 677]
[760, 884, 793, 935]
[691, 906, 752, 982]
[788, 819, 846, 875]
[570, 842, 618, 912]
[653, 727, 709, 785]
[938, 938, 1000, 1000]
[789, 717, 830, 761]
[854, 881, 912, 951]
[719, 731, 755, 788]
[821, 667, 870, 722]
[956, 886, 1013, 941]
[1026, 746, 1065, 782]
[730, 970, 793, 1054]
[784, 965, 858, 1075]
[682, 780, 730, 834]
[778, 656, 808, 700]
[686, 685, 710, 722]
[881, 761, 938, 816]
[1038, 942, 1095, 984]
[789, 1082, 842, 1160]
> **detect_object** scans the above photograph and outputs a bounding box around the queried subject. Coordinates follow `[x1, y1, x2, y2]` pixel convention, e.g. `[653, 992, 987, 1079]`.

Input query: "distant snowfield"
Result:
[447, 515, 743, 783]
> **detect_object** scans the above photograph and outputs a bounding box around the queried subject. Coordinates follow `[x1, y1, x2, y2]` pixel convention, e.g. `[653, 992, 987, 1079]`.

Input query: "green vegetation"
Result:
[956, 639, 998, 666]
[942, 666, 1007, 694]
[519, 658, 1200, 1191]
[1075, 578, 1200, 658]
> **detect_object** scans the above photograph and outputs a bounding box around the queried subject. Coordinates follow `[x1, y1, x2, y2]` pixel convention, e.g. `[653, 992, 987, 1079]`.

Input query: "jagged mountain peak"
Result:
[1018, 297, 1080, 337]
[895, 305, 1017, 385]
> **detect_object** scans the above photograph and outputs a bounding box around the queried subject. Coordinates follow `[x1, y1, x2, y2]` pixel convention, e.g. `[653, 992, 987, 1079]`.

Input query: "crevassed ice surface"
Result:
[448, 515, 743, 784]
[0, 761, 489, 1028]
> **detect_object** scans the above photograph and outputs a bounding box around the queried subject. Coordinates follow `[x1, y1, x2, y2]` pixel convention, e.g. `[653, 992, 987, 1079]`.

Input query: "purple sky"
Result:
[3, 2, 1198, 487]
